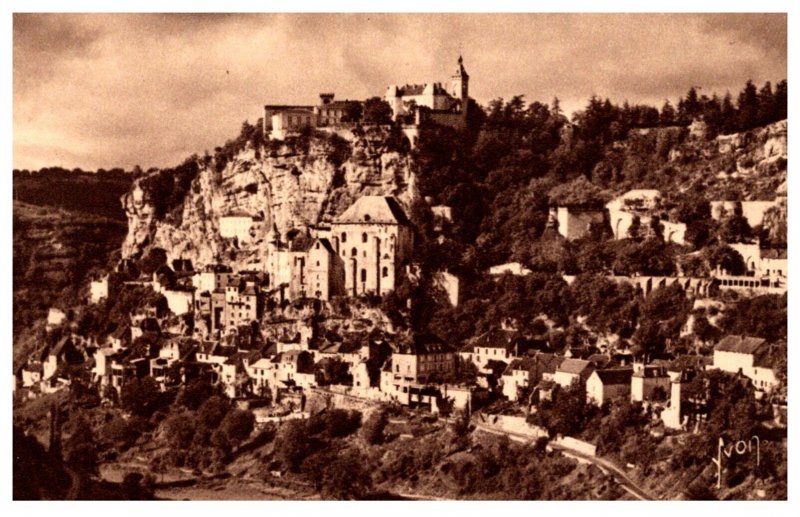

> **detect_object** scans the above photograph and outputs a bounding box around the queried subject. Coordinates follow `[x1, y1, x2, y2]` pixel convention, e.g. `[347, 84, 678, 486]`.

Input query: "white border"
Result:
[2, 2, 796, 517]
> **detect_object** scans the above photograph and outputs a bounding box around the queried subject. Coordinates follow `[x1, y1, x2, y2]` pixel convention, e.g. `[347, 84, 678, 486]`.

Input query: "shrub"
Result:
[361, 409, 388, 445]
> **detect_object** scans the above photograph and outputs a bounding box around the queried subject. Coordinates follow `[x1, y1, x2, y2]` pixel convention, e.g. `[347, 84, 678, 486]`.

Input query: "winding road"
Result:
[473, 418, 655, 501]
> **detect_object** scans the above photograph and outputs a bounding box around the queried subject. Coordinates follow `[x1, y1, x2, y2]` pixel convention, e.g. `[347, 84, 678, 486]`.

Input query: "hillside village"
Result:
[13, 57, 788, 500]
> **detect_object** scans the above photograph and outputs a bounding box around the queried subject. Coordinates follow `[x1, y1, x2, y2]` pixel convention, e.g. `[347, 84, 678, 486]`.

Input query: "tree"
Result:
[692, 313, 721, 346]
[719, 294, 787, 342]
[275, 420, 311, 472]
[121, 376, 162, 417]
[718, 203, 753, 244]
[219, 408, 255, 446]
[320, 449, 373, 500]
[176, 375, 215, 410]
[362, 97, 392, 125]
[704, 244, 746, 275]
[627, 215, 643, 241]
[62, 411, 98, 473]
[660, 100, 676, 126]
[361, 409, 388, 445]
[196, 395, 231, 429]
[633, 283, 690, 358]
[163, 410, 197, 450]
[102, 415, 145, 451]
[314, 358, 352, 386]
[737, 80, 759, 131]
[341, 101, 363, 123]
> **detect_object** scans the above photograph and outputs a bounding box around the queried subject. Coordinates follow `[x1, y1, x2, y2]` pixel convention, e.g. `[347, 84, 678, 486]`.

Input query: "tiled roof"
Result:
[715, 335, 767, 355]
[470, 328, 518, 352]
[264, 104, 315, 111]
[557, 358, 593, 375]
[317, 238, 336, 255]
[594, 367, 633, 386]
[633, 365, 669, 378]
[397, 84, 426, 96]
[397, 334, 453, 355]
[753, 344, 786, 369]
[334, 196, 410, 225]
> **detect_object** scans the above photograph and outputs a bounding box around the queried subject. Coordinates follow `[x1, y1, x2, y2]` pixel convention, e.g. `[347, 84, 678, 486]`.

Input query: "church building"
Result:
[330, 196, 414, 297]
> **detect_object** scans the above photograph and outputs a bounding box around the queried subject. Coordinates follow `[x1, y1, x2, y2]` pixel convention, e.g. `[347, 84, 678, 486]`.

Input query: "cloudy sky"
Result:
[13, 13, 787, 171]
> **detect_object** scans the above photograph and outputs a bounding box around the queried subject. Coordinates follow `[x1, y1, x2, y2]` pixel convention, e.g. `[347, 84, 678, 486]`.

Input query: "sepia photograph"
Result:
[8, 5, 792, 505]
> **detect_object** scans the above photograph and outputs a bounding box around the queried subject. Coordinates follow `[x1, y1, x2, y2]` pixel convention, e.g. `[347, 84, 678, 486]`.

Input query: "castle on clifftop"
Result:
[262, 56, 471, 140]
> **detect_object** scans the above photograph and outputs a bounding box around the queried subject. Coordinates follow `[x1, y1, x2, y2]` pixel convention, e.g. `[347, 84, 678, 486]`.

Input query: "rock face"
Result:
[122, 128, 416, 271]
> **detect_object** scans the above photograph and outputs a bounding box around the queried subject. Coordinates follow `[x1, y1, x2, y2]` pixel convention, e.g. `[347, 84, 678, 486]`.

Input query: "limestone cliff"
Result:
[666, 119, 787, 200]
[121, 128, 416, 271]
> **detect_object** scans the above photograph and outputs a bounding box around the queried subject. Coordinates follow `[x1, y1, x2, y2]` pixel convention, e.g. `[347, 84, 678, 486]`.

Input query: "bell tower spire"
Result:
[451, 55, 469, 101]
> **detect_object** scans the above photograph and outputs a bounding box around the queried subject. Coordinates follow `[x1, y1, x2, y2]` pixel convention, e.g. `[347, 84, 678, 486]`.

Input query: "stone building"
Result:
[384, 56, 470, 130]
[606, 189, 687, 244]
[263, 93, 356, 140]
[549, 205, 607, 240]
[287, 235, 345, 301]
[218, 212, 264, 244]
[586, 368, 633, 406]
[266, 228, 345, 301]
[630, 362, 671, 402]
[330, 196, 413, 297]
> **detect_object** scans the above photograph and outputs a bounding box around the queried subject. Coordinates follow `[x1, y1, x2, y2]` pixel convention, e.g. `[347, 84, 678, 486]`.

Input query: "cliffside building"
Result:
[263, 93, 356, 140]
[606, 189, 687, 244]
[266, 228, 345, 302]
[549, 204, 607, 240]
[330, 196, 413, 297]
[385, 56, 470, 130]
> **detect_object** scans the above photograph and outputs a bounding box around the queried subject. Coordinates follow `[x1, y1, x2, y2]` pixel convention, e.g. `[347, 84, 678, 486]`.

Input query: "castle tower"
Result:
[450, 55, 469, 102]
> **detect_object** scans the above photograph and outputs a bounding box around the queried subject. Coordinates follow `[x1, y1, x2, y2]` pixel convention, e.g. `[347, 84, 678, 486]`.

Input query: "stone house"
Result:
[500, 352, 562, 402]
[712, 335, 783, 395]
[585, 367, 633, 406]
[549, 204, 606, 240]
[460, 328, 535, 371]
[630, 363, 671, 402]
[553, 358, 594, 389]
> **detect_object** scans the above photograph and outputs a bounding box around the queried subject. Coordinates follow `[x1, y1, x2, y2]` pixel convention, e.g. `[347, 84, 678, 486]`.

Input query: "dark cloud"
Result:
[13, 13, 787, 171]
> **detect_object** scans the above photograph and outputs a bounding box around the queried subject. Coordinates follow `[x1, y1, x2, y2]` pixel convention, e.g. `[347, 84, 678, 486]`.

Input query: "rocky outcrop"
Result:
[121, 128, 416, 271]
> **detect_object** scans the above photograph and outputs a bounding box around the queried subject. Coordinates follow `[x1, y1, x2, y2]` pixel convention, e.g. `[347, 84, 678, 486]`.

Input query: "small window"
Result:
[341, 233, 347, 243]
[361, 269, 367, 282]
[315, 243, 320, 249]
[382, 266, 388, 278]
[351, 247, 357, 257]
[362, 232, 368, 243]
[316, 261, 320, 266]
[364, 214, 371, 222]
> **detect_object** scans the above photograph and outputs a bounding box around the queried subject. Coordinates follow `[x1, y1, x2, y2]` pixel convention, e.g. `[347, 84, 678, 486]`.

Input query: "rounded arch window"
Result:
[382, 267, 388, 278]
[341, 233, 347, 243]
[351, 247, 357, 257]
